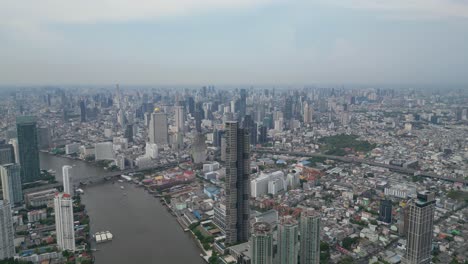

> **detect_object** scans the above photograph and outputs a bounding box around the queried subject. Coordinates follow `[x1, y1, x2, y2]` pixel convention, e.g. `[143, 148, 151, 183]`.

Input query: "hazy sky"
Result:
[1, 0, 468, 86]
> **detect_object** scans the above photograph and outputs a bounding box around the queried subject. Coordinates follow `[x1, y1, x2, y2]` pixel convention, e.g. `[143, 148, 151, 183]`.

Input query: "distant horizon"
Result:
[1, 0, 468, 86]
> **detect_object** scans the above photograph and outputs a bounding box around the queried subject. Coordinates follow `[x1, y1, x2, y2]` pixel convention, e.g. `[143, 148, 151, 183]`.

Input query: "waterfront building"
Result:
[0, 163, 23, 205]
[95, 142, 114, 161]
[300, 208, 321, 264]
[62, 165, 72, 195]
[403, 191, 436, 264]
[16, 116, 41, 183]
[251, 222, 273, 264]
[225, 121, 250, 245]
[0, 200, 15, 259]
[278, 216, 299, 264]
[213, 202, 226, 235]
[54, 193, 76, 252]
[148, 110, 168, 145]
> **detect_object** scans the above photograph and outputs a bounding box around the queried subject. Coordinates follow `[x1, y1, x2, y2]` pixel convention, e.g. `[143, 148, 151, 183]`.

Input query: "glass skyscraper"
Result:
[16, 116, 41, 183]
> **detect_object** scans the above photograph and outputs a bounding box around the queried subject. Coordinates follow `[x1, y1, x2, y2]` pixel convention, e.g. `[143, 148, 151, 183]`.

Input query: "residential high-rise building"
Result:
[62, 165, 72, 195]
[16, 116, 41, 183]
[7, 139, 19, 166]
[225, 121, 250, 245]
[0, 200, 15, 259]
[251, 222, 273, 264]
[303, 101, 313, 124]
[148, 110, 168, 145]
[174, 105, 185, 134]
[0, 164, 23, 205]
[278, 216, 299, 264]
[191, 133, 207, 164]
[0, 144, 15, 165]
[300, 208, 321, 264]
[80, 100, 86, 122]
[54, 193, 76, 252]
[379, 199, 393, 224]
[124, 124, 134, 143]
[95, 142, 114, 161]
[403, 191, 436, 264]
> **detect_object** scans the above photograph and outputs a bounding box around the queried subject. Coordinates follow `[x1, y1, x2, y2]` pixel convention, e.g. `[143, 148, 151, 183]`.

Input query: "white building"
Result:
[0, 200, 15, 259]
[268, 178, 285, 195]
[286, 173, 300, 189]
[135, 156, 154, 168]
[54, 193, 75, 252]
[384, 185, 417, 199]
[65, 143, 80, 155]
[95, 142, 114, 161]
[203, 162, 220, 173]
[145, 143, 158, 159]
[251, 174, 270, 198]
[62, 165, 72, 195]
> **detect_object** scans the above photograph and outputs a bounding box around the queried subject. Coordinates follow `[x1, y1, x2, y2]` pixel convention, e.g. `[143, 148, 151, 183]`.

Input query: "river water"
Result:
[39, 153, 205, 264]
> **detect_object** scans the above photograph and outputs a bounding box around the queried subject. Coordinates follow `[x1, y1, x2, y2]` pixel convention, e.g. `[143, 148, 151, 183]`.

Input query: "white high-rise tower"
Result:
[0, 200, 15, 259]
[54, 193, 75, 252]
[148, 110, 168, 145]
[62, 165, 72, 194]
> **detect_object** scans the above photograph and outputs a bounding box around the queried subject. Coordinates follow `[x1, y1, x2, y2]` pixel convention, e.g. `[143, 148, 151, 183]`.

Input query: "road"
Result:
[252, 148, 468, 184]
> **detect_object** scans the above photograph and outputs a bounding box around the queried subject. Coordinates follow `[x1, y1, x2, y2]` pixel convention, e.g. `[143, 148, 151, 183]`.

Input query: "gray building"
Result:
[0, 200, 15, 259]
[148, 111, 168, 145]
[0, 144, 15, 165]
[0, 164, 23, 205]
[300, 208, 321, 264]
[251, 222, 273, 264]
[278, 216, 299, 264]
[225, 121, 250, 245]
[403, 191, 436, 264]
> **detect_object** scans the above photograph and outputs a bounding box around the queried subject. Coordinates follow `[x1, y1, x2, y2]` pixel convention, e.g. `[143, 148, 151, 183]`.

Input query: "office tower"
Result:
[0, 144, 15, 165]
[174, 105, 185, 134]
[37, 126, 51, 150]
[225, 121, 250, 244]
[278, 216, 299, 264]
[124, 124, 134, 143]
[186, 96, 195, 115]
[54, 193, 76, 252]
[251, 222, 273, 264]
[303, 101, 313, 124]
[16, 116, 41, 183]
[191, 133, 207, 164]
[0, 164, 23, 205]
[194, 102, 203, 133]
[300, 208, 321, 264]
[258, 125, 267, 144]
[0, 200, 15, 259]
[80, 100, 86, 122]
[379, 199, 393, 224]
[403, 191, 436, 264]
[148, 110, 168, 145]
[62, 165, 72, 195]
[239, 89, 247, 118]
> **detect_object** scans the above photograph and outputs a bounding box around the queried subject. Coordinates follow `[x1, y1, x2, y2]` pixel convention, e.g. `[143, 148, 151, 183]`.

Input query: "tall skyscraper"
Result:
[0, 200, 15, 259]
[300, 208, 321, 264]
[37, 126, 51, 150]
[174, 105, 185, 134]
[403, 191, 436, 264]
[124, 124, 134, 143]
[278, 216, 299, 264]
[251, 222, 273, 264]
[80, 100, 86, 122]
[0, 164, 23, 205]
[54, 193, 76, 252]
[225, 121, 250, 245]
[379, 199, 393, 224]
[16, 116, 41, 183]
[62, 165, 72, 195]
[239, 89, 247, 118]
[0, 144, 15, 165]
[148, 110, 168, 145]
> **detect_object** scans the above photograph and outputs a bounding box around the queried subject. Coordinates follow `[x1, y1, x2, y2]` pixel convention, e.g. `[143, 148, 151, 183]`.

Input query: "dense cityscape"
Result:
[0, 86, 466, 264]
